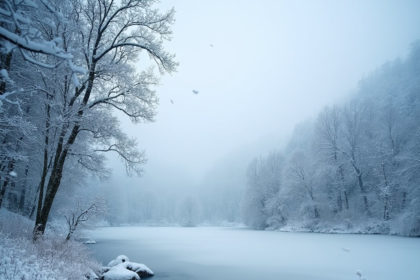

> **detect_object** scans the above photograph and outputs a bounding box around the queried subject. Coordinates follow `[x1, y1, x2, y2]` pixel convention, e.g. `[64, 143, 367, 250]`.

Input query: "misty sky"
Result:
[108, 0, 420, 191]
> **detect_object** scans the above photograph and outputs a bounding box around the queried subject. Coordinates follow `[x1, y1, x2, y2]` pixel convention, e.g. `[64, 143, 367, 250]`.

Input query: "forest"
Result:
[242, 45, 420, 236]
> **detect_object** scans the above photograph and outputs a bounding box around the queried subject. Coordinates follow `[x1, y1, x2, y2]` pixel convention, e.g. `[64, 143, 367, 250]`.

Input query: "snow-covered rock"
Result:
[103, 255, 154, 279]
[102, 263, 139, 280]
[107, 255, 129, 267]
[125, 262, 154, 278]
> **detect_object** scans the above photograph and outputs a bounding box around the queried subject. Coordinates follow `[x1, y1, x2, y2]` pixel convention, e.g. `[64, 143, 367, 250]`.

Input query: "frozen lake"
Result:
[86, 227, 420, 280]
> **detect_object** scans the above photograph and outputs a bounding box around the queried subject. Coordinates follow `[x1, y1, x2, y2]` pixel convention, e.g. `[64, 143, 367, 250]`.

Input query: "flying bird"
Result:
[192, 89, 199, 95]
[170, 99, 174, 104]
[209, 44, 214, 48]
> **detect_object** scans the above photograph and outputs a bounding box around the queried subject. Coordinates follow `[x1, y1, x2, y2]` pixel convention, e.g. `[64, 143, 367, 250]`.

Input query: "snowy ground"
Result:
[85, 226, 420, 280]
[0, 209, 100, 280]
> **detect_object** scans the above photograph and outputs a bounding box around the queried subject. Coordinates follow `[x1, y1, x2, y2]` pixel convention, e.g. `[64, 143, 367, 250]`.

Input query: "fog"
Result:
[98, 0, 420, 225]
[3, 1, 420, 279]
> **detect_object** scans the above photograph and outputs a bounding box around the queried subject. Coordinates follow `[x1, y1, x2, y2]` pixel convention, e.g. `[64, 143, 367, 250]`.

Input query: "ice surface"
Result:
[87, 226, 420, 280]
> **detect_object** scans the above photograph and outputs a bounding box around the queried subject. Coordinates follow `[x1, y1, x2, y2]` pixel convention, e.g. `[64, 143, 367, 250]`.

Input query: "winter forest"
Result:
[242, 49, 420, 235]
[1, 0, 420, 280]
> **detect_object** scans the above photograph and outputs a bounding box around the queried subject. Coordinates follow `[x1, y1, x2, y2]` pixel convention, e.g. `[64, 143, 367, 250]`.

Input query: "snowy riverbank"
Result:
[0, 210, 159, 280]
[0, 209, 100, 280]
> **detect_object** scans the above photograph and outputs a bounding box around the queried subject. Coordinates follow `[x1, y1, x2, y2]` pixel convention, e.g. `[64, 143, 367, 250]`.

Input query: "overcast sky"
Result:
[108, 0, 420, 191]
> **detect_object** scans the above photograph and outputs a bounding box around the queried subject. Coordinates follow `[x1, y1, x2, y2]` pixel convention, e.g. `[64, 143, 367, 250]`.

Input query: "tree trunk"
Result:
[338, 165, 348, 211]
[0, 179, 8, 208]
[383, 194, 390, 221]
[34, 123, 81, 237]
[308, 189, 320, 219]
[34, 165, 48, 228]
[35, 104, 51, 228]
[337, 192, 343, 212]
[352, 163, 369, 214]
[0, 51, 12, 95]
[381, 162, 390, 221]
[344, 190, 349, 210]
[0, 160, 14, 208]
[35, 159, 66, 235]
[33, 48, 96, 238]
[314, 206, 320, 219]
[401, 191, 407, 210]
[18, 165, 29, 214]
[7, 181, 17, 212]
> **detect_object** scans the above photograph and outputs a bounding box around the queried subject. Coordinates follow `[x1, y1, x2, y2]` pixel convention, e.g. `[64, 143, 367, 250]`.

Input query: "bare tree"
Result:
[316, 106, 349, 212]
[288, 151, 320, 219]
[341, 101, 371, 215]
[64, 198, 105, 241]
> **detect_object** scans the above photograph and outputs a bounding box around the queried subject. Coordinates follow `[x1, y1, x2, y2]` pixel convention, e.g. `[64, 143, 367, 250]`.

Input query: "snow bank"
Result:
[274, 217, 412, 236]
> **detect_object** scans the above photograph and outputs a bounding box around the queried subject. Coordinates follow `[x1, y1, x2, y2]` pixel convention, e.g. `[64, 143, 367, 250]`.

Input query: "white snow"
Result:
[106, 255, 154, 278]
[88, 226, 420, 280]
[0, 26, 72, 59]
[108, 255, 130, 267]
[125, 262, 154, 277]
[102, 263, 140, 280]
[0, 209, 101, 280]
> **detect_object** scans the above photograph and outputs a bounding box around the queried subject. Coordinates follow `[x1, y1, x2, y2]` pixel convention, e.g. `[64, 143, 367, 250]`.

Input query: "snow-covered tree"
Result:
[242, 152, 283, 229]
[0, 0, 176, 238]
[33, 0, 177, 237]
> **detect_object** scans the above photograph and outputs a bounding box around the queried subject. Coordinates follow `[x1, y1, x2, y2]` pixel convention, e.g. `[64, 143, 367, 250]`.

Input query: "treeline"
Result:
[102, 175, 243, 227]
[242, 44, 420, 236]
[0, 0, 175, 238]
